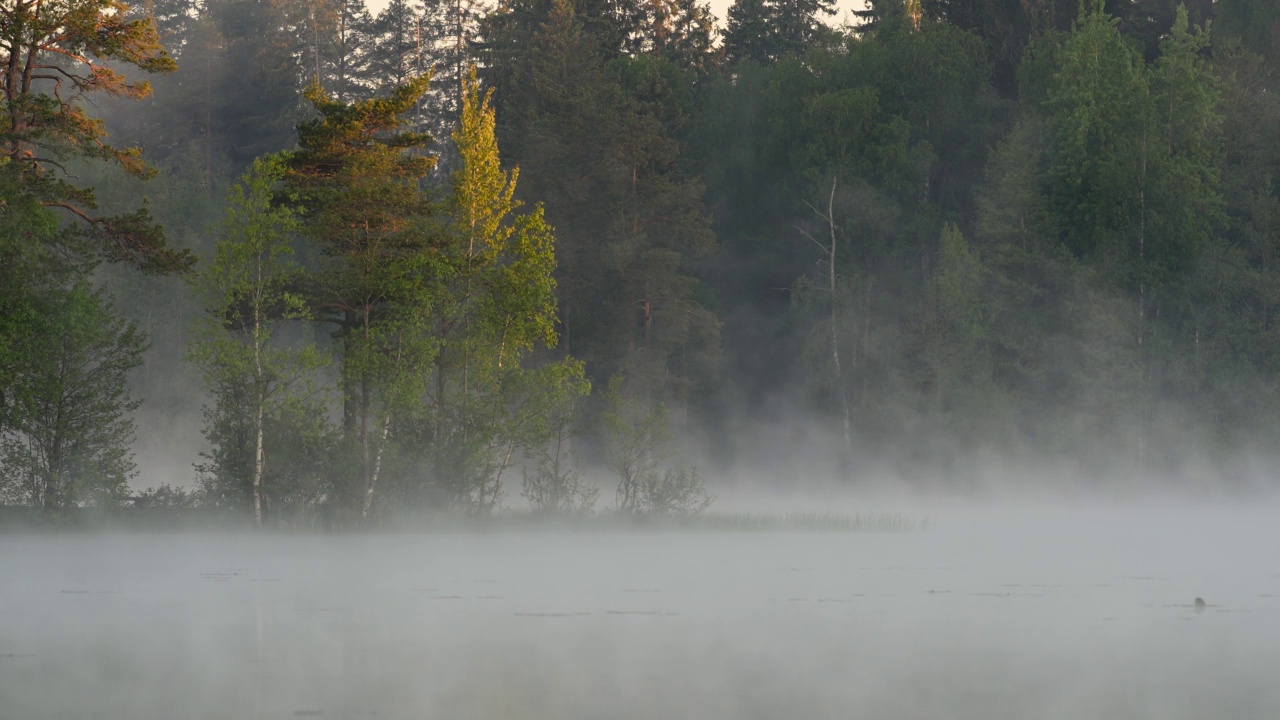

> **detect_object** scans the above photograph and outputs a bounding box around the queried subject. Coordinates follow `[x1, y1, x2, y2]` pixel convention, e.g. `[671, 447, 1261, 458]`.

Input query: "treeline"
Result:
[2, 0, 1278, 524]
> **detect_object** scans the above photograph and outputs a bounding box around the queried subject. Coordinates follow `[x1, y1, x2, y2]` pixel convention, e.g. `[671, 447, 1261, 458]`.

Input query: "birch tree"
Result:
[414, 67, 583, 510]
[189, 156, 327, 527]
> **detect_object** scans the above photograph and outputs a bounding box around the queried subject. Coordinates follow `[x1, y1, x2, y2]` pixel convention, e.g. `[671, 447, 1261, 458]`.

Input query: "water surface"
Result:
[2, 504, 1276, 719]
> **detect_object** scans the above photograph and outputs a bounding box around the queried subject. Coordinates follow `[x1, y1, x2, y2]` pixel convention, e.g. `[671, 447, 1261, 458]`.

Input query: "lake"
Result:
[2, 502, 1277, 719]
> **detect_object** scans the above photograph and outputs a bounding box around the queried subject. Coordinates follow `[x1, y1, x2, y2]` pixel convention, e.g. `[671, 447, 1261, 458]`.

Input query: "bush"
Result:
[602, 376, 714, 517]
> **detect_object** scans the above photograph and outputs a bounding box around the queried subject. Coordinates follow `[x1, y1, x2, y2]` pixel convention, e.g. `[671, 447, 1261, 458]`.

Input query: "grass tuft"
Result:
[683, 511, 932, 533]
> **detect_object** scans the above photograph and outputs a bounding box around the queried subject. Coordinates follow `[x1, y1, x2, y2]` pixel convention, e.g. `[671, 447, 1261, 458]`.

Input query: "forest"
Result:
[1, 0, 1278, 526]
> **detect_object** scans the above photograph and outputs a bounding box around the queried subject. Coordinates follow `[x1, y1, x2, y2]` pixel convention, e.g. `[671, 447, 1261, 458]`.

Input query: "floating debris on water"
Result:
[514, 612, 591, 617]
[604, 610, 677, 616]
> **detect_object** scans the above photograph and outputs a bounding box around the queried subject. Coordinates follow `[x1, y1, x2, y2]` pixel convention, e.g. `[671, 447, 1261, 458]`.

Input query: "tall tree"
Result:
[0, 0, 189, 272]
[1215, 0, 1280, 61]
[390, 68, 588, 510]
[0, 278, 147, 509]
[189, 156, 328, 527]
[637, 0, 718, 70]
[207, 0, 308, 170]
[724, 0, 835, 65]
[723, 0, 773, 64]
[368, 0, 426, 92]
[284, 75, 443, 520]
[314, 0, 376, 103]
[485, 2, 720, 415]
[414, 0, 486, 159]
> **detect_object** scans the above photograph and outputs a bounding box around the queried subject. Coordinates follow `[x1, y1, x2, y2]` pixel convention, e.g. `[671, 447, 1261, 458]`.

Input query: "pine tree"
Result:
[485, 1, 720, 414]
[0, 0, 189, 272]
[283, 75, 443, 520]
[368, 0, 427, 92]
[724, 0, 775, 64]
[724, 0, 834, 65]
[637, 0, 718, 70]
[206, 0, 308, 170]
[320, 0, 377, 103]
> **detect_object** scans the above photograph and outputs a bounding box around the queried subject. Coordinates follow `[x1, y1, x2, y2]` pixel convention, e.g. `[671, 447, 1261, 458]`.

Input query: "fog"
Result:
[6, 1, 1280, 716]
[4, 502, 1278, 719]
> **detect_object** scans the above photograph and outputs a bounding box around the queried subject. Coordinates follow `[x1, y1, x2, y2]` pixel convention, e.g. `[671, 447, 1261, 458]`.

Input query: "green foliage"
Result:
[397, 68, 584, 513]
[283, 75, 443, 519]
[483, 2, 722, 412]
[133, 483, 199, 510]
[913, 223, 987, 411]
[602, 376, 713, 516]
[519, 360, 596, 514]
[1042, 5, 1151, 262]
[1, 174, 62, 423]
[0, 0, 190, 273]
[724, 0, 837, 65]
[0, 280, 147, 509]
[6, 0, 1280, 512]
[188, 156, 330, 525]
[1215, 0, 1280, 61]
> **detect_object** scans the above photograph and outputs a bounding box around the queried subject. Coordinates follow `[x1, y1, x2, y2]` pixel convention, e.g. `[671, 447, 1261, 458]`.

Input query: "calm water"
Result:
[2, 504, 1278, 719]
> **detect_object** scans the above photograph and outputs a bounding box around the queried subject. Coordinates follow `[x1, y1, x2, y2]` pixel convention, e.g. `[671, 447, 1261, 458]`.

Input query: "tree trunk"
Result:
[254, 388, 265, 529]
[359, 305, 372, 519]
[362, 413, 392, 519]
[253, 258, 267, 529]
[823, 178, 854, 464]
[1137, 133, 1148, 471]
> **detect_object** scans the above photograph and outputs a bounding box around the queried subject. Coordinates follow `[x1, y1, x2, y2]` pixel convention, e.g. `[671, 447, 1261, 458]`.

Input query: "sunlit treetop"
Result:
[0, 0, 191, 273]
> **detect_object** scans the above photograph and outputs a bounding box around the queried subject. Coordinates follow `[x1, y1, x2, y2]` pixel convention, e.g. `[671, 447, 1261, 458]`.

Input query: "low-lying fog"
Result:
[3, 502, 1278, 719]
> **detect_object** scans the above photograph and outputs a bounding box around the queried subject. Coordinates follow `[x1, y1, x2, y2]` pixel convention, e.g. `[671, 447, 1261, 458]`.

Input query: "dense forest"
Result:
[1, 0, 1278, 524]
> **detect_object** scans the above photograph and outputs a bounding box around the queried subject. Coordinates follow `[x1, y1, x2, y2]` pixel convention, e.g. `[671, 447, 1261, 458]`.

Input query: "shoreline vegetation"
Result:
[0, 508, 931, 534]
[6, 0, 1279, 525]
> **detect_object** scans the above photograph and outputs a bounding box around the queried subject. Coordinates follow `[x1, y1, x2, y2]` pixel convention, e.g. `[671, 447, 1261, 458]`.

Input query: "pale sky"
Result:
[364, 0, 872, 32]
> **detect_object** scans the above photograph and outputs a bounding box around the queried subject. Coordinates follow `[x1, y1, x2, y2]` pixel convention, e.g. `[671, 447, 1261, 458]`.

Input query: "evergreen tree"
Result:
[202, 0, 307, 171]
[283, 75, 443, 520]
[913, 223, 987, 413]
[0, 0, 189, 272]
[724, 0, 835, 65]
[1215, 0, 1280, 61]
[368, 0, 428, 92]
[724, 0, 774, 64]
[637, 0, 718, 70]
[485, 1, 720, 416]
[320, 0, 377, 103]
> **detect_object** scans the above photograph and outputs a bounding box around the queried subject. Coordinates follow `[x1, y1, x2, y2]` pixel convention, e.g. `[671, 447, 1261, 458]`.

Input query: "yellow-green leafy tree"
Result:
[414, 67, 588, 511]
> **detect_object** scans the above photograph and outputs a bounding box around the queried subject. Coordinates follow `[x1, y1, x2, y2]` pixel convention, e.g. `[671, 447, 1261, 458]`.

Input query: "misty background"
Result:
[5, 4, 1280, 717]
[3, 0, 1280, 523]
